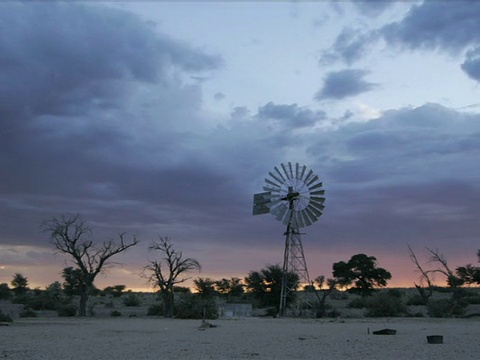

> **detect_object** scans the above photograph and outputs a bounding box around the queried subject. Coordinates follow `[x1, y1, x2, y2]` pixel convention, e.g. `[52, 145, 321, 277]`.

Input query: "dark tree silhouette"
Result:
[244, 264, 299, 312]
[333, 253, 391, 297]
[214, 277, 244, 301]
[312, 275, 337, 317]
[143, 237, 201, 318]
[456, 249, 480, 285]
[43, 214, 138, 316]
[11, 273, 28, 296]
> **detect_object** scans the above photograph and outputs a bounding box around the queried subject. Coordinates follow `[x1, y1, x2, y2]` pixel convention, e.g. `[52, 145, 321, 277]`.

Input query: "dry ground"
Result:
[1, 316, 480, 359]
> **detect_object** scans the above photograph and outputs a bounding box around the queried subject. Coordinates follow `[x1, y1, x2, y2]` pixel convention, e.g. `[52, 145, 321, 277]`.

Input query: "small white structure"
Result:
[218, 303, 252, 318]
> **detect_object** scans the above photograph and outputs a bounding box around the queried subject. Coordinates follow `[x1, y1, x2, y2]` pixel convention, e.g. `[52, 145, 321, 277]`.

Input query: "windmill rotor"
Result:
[255, 162, 325, 227]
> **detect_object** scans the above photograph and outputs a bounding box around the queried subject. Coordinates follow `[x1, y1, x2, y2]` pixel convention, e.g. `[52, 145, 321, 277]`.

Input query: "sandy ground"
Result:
[1, 316, 479, 359]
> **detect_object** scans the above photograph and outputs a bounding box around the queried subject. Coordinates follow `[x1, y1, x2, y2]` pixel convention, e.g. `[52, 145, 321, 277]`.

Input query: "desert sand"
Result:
[1, 316, 479, 359]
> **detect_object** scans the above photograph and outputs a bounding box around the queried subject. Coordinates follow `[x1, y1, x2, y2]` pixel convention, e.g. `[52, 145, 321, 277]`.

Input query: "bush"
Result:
[19, 308, 38, 318]
[0, 309, 13, 323]
[147, 303, 164, 316]
[57, 304, 77, 317]
[428, 298, 468, 318]
[110, 310, 122, 317]
[365, 293, 407, 317]
[0, 283, 11, 300]
[406, 294, 426, 306]
[348, 297, 367, 309]
[465, 295, 480, 305]
[175, 295, 217, 320]
[122, 292, 141, 307]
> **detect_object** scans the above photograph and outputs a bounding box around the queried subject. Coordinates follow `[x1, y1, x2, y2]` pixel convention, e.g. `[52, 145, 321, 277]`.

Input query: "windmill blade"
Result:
[299, 164, 307, 181]
[311, 196, 325, 204]
[288, 162, 294, 180]
[310, 200, 325, 213]
[306, 175, 319, 187]
[273, 166, 287, 183]
[303, 206, 319, 224]
[295, 163, 300, 180]
[299, 210, 313, 227]
[296, 211, 306, 228]
[307, 204, 323, 218]
[263, 185, 281, 193]
[303, 169, 314, 184]
[310, 189, 325, 196]
[308, 181, 323, 191]
[271, 204, 288, 220]
[282, 209, 292, 226]
[268, 171, 284, 185]
[265, 178, 282, 189]
[281, 163, 291, 180]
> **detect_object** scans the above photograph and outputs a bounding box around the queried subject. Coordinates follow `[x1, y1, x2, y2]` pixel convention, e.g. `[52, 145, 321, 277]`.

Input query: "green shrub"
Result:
[0, 309, 13, 323]
[147, 303, 164, 316]
[386, 289, 404, 298]
[175, 295, 217, 320]
[122, 293, 141, 307]
[110, 310, 122, 317]
[465, 296, 480, 305]
[348, 297, 367, 309]
[0, 283, 11, 300]
[365, 293, 407, 317]
[406, 294, 426, 306]
[428, 298, 468, 318]
[19, 308, 37, 318]
[57, 304, 77, 317]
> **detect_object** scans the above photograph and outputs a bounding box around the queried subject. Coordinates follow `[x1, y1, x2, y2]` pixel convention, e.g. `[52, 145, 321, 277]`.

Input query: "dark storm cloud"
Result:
[305, 103, 480, 253]
[0, 2, 226, 246]
[461, 48, 480, 82]
[351, 0, 396, 17]
[325, 1, 480, 81]
[381, 1, 480, 52]
[315, 69, 377, 100]
[257, 102, 326, 128]
[0, 2, 221, 120]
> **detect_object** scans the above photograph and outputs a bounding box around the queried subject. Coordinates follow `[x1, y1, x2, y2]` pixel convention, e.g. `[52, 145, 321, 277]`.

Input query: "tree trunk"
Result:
[78, 285, 91, 317]
[162, 291, 174, 318]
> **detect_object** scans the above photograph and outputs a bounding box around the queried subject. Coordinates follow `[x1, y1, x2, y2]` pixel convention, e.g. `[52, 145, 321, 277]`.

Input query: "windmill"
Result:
[253, 162, 325, 316]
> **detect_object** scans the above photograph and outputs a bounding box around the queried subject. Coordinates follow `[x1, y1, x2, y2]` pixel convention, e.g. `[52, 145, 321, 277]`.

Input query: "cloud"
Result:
[461, 47, 480, 82]
[381, 2, 480, 52]
[256, 102, 326, 128]
[315, 69, 378, 100]
[352, 0, 396, 17]
[323, 2, 480, 81]
[320, 27, 378, 66]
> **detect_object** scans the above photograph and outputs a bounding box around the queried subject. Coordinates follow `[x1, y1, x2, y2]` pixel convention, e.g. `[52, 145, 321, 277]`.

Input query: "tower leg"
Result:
[279, 226, 311, 317]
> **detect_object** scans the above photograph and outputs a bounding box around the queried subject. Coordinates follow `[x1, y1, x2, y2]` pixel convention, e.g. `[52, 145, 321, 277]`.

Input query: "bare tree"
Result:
[43, 214, 138, 316]
[426, 247, 463, 288]
[143, 237, 201, 318]
[312, 275, 337, 317]
[407, 244, 434, 304]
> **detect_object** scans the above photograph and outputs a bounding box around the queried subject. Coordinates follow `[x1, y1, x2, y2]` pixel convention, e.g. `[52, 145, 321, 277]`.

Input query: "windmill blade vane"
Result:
[281, 163, 290, 180]
[268, 171, 284, 185]
[274, 166, 286, 182]
[265, 178, 282, 189]
[308, 182, 323, 191]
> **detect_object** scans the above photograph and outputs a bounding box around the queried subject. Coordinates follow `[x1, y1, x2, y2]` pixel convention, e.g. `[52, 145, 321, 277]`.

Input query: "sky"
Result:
[1, 0, 480, 291]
